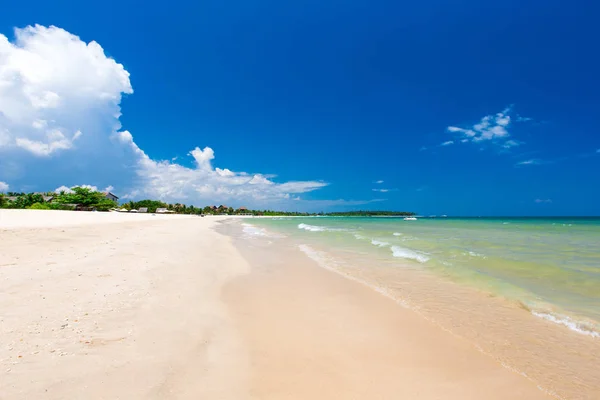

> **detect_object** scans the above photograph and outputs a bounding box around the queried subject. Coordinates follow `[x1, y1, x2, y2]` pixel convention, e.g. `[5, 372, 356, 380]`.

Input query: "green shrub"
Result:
[28, 202, 51, 210]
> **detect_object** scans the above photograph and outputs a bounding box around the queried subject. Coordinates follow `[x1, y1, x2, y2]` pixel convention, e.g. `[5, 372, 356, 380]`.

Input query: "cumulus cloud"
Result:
[116, 131, 328, 205]
[54, 184, 113, 194]
[446, 107, 528, 149]
[441, 140, 454, 146]
[0, 25, 349, 210]
[374, 180, 384, 184]
[534, 199, 552, 204]
[0, 181, 9, 191]
[0, 25, 131, 157]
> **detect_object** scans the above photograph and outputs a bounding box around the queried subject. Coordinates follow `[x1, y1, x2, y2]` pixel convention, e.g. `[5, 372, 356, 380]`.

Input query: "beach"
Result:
[0, 210, 565, 399]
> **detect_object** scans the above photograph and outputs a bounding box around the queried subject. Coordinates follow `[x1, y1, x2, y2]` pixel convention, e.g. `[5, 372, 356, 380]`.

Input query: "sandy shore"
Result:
[222, 225, 551, 400]
[1, 211, 551, 399]
[1, 210, 250, 399]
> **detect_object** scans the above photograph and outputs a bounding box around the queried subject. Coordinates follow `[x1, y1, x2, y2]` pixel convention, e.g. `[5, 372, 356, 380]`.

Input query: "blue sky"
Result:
[0, 0, 598, 215]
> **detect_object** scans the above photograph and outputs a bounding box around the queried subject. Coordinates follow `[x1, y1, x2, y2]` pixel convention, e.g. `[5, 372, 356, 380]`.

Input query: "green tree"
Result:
[55, 187, 117, 211]
[130, 199, 168, 213]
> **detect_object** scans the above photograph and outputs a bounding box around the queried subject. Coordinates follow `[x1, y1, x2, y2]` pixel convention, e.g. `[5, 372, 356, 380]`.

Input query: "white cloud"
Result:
[374, 180, 384, 184]
[0, 181, 8, 191]
[534, 199, 552, 204]
[446, 107, 527, 149]
[372, 188, 397, 193]
[515, 159, 540, 166]
[502, 140, 520, 149]
[54, 184, 112, 194]
[0, 25, 341, 210]
[116, 132, 329, 206]
[293, 198, 386, 208]
[0, 25, 132, 157]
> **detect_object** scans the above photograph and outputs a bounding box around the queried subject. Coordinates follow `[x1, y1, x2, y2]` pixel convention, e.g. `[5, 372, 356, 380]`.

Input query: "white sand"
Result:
[1, 210, 250, 399]
[1, 210, 551, 399]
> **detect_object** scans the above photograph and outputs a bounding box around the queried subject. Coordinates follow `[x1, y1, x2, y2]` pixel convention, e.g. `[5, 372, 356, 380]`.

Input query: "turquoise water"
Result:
[245, 217, 600, 335]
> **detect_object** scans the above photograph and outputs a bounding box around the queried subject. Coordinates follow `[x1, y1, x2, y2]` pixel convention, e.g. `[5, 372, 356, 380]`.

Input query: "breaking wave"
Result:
[242, 223, 283, 238]
[297, 223, 346, 232]
[532, 311, 599, 338]
[391, 246, 430, 263]
[371, 239, 389, 247]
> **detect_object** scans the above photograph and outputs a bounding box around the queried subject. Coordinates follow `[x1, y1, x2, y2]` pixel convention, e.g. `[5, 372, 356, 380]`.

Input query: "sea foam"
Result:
[391, 246, 430, 263]
[297, 223, 345, 232]
[242, 223, 283, 238]
[242, 223, 268, 237]
[532, 311, 600, 338]
[371, 239, 389, 247]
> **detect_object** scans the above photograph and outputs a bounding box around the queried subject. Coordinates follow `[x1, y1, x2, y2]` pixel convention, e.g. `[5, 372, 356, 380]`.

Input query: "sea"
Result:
[230, 216, 600, 399]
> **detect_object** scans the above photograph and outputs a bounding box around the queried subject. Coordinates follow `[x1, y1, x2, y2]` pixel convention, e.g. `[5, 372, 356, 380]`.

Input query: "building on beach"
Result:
[103, 192, 119, 202]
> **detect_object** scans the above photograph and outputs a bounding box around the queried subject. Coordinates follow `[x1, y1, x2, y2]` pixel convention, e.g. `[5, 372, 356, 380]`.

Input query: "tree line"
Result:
[0, 187, 117, 211]
[1, 188, 415, 216]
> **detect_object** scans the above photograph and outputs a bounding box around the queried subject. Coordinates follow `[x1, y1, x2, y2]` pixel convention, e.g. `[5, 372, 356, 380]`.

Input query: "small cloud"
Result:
[419, 146, 428, 151]
[596, 148, 600, 153]
[416, 186, 427, 192]
[535, 199, 552, 204]
[54, 184, 108, 194]
[372, 188, 397, 193]
[0, 181, 9, 191]
[515, 159, 541, 166]
[374, 180, 384, 184]
[502, 140, 521, 149]
[446, 107, 531, 149]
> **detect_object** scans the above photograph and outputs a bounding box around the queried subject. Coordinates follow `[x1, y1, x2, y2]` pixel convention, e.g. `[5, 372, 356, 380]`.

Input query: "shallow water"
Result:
[251, 217, 600, 335]
[232, 217, 600, 399]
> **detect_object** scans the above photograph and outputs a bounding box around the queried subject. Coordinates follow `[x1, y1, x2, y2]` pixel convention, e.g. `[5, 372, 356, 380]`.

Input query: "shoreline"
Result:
[1, 211, 594, 399]
[228, 219, 600, 400]
[220, 219, 552, 400]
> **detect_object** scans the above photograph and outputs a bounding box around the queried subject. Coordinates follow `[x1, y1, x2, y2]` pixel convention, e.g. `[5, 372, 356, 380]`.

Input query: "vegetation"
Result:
[0, 188, 415, 216]
[124, 199, 168, 213]
[54, 187, 117, 211]
[0, 187, 117, 211]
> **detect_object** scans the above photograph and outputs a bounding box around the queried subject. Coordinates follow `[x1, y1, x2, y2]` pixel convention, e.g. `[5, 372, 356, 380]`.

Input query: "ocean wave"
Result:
[353, 233, 366, 240]
[391, 246, 430, 263]
[532, 311, 600, 338]
[242, 223, 283, 238]
[298, 244, 411, 308]
[297, 223, 346, 232]
[465, 251, 487, 258]
[242, 223, 268, 237]
[371, 239, 389, 247]
[393, 232, 402, 236]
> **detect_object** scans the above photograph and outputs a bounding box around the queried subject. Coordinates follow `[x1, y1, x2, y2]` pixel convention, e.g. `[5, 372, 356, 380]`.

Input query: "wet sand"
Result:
[222, 223, 551, 400]
[0, 211, 565, 399]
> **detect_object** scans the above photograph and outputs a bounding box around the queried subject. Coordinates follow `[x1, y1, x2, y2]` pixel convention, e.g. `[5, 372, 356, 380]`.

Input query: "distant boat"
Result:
[403, 217, 417, 221]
